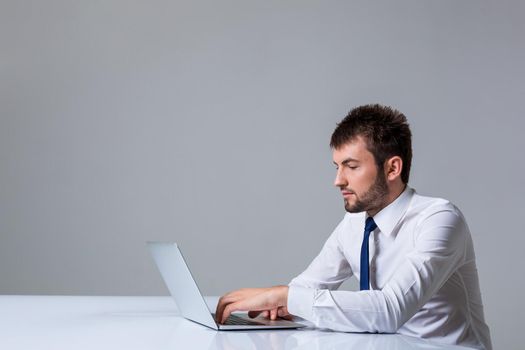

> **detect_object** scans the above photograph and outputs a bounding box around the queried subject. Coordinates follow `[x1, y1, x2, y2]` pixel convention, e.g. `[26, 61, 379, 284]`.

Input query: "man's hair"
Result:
[330, 104, 413, 184]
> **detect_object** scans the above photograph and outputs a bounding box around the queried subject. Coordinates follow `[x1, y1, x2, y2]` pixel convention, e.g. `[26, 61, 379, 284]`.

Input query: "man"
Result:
[215, 104, 492, 350]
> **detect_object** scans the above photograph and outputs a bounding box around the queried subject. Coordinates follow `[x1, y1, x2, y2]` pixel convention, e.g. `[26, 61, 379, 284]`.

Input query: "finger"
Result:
[282, 314, 294, 321]
[215, 296, 227, 322]
[221, 303, 238, 324]
[277, 306, 293, 320]
[277, 306, 289, 316]
[278, 310, 293, 320]
[248, 310, 262, 318]
[270, 308, 277, 320]
[262, 310, 269, 318]
[215, 297, 224, 322]
[221, 297, 267, 324]
[215, 294, 236, 322]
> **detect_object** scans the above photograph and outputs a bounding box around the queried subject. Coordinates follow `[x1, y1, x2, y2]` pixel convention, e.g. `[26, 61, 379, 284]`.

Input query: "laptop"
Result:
[147, 241, 306, 330]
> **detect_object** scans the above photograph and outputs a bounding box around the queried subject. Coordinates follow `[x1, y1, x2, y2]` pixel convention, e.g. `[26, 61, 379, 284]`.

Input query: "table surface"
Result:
[0, 295, 471, 350]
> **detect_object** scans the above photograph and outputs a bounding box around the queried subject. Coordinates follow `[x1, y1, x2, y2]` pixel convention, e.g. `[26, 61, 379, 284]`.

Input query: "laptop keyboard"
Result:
[216, 313, 265, 326]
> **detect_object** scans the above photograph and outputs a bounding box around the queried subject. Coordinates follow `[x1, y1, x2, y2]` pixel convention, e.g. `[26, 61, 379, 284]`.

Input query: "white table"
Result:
[0, 296, 471, 349]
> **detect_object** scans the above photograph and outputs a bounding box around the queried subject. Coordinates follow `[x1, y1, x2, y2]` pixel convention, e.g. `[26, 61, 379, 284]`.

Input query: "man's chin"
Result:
[345, 200, 357, 213]
[344, 201, 362, 213]
[345, 207, 362, 213]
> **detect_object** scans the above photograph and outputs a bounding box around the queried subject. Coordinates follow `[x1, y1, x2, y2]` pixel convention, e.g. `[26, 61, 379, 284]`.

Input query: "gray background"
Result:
[1, 0, 523, 348]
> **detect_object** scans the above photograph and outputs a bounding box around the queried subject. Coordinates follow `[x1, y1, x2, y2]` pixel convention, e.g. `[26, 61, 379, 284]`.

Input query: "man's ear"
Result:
[385, 156, 403, 182]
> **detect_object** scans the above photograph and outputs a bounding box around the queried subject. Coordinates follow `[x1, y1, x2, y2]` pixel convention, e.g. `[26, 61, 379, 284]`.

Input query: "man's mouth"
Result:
[341, 191, 354, 197]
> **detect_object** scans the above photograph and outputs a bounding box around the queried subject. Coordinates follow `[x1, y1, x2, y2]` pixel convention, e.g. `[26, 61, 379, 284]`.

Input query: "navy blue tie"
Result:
[360, 217, 377, 291]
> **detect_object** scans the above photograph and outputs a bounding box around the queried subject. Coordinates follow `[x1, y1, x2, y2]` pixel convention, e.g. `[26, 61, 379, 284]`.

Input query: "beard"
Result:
[344, 171, 388, 213]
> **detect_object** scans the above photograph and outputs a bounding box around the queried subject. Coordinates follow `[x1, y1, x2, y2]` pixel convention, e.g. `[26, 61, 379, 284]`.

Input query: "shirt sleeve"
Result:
[287, 208, 468, 333]
[288, 216, 353, 290]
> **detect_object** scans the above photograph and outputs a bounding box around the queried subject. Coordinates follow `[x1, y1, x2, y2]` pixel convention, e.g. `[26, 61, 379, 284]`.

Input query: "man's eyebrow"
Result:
[333, 157, 360, 165]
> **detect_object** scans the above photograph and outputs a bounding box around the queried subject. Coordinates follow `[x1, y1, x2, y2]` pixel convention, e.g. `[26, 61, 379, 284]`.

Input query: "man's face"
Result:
[332, 136, 388, 214]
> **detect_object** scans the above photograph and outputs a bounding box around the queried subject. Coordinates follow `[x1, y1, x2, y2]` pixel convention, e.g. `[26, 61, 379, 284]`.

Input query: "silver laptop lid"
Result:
[147, 242, 218, 330]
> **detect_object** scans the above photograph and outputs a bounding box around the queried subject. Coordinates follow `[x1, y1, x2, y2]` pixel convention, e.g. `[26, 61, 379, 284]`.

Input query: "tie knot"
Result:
[365, 217, 377, 233]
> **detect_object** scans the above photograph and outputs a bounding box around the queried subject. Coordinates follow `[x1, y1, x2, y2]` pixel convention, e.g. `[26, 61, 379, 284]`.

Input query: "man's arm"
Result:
[287, 208, 468, 333]
[216, 208, 469, 331]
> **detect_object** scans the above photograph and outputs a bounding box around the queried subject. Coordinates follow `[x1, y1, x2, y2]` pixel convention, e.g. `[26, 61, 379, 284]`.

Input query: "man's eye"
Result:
[347, 165, 358, 169]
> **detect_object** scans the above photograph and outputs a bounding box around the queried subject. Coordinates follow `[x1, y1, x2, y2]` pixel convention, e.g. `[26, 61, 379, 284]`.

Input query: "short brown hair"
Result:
[330, 104, 413, 184]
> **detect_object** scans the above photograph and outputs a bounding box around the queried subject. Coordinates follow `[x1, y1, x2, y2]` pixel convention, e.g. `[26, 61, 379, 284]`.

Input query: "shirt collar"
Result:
[368, 186, 414, 237]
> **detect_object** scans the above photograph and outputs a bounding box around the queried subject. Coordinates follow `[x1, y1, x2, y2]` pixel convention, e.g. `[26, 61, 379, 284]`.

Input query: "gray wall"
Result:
[1, 0, 523, 348]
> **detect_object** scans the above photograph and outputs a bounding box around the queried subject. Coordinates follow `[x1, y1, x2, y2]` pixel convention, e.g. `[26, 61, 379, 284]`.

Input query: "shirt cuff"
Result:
[287, 285, 315, 321]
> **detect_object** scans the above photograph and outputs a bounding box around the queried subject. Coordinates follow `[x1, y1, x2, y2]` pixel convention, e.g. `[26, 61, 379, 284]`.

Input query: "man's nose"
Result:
[334, 169, 347, 187]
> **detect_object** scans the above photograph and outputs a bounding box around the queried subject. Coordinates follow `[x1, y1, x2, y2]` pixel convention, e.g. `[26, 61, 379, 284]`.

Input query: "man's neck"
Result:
[367, 183, 407, 217]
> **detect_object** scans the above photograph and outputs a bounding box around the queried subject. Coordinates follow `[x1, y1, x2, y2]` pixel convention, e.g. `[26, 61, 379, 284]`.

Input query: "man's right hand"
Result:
[215, 287, 269, 323]
[215, 286, 292, 323]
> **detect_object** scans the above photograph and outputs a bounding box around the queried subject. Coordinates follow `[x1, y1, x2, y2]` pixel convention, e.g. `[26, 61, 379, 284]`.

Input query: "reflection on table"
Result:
[0, 296, 471, 350]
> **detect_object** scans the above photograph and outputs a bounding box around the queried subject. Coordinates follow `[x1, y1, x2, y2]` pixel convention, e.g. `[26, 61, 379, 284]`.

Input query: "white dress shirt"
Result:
[287, 187, 492, 350]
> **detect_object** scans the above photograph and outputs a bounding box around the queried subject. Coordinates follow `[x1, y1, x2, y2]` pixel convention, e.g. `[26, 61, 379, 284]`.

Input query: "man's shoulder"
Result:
[408, 191, 470, 241]
[410, 190, 462, 218]
[408, 191, 472, 249]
